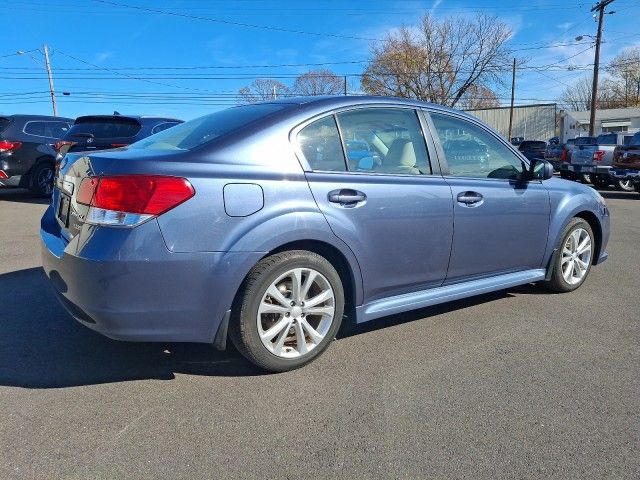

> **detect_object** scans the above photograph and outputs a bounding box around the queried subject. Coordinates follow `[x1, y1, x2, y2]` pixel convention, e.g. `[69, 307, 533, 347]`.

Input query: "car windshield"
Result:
[129, 104, 288, 151]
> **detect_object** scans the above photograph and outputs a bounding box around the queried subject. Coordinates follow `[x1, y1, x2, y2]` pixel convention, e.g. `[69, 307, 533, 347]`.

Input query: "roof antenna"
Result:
[113, 111, 121, 116]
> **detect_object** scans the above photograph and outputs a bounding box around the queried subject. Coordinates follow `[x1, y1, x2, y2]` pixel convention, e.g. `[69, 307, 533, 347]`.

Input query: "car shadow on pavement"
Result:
[0, 188, 50, 205]
[0, 267, 263, 389]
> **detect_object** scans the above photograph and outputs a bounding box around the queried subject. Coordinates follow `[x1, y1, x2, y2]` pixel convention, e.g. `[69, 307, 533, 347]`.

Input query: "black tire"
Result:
[29, 161, 55, 196]
[616, 179, 636, 192]
[229, 250, 344, 372]
[560, 171, 572, 180]
[591, 175, 610, 189]
[543, 218, 594, 293]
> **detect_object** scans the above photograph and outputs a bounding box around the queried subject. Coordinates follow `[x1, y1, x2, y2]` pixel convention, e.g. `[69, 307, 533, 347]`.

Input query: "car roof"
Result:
[0, 114, 73, 121]
[251, 95, 480, 121]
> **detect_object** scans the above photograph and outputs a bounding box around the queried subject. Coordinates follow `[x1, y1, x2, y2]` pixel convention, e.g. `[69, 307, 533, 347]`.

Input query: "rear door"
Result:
[425, 111, 550, 283]
[297, 106, 454, 303]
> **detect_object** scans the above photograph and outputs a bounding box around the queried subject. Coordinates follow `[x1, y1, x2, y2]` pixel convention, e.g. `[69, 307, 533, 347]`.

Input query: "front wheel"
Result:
[229, 250, 344, 372]
[543, 218, 594, 293]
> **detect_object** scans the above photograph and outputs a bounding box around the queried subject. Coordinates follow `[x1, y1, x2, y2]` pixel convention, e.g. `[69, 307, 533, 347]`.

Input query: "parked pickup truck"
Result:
[609, 131, 640, 194]
[566, 132, 635, 191]
[559, 136, 595, 181]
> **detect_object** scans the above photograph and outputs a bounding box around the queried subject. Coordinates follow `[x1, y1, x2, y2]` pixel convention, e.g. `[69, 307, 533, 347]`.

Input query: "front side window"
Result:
[336, 108, 430, 175]
[297, 116, 346, 171]
[430, 113, 524, 180]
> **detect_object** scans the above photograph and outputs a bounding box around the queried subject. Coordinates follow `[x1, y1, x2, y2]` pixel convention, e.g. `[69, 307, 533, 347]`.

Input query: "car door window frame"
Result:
[422, 109, 535, 183]
[22, 120, 50, 138]
[291, 104, 443, 177]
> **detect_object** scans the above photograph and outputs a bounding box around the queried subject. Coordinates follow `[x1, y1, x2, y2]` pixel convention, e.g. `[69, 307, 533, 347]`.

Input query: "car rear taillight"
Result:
[110, 143, 129, 148]
[593, 150, 606, 162]
[0, 170, 8, 179]
[0, 140, 22, 152]
[560, 148, 567, 161]
[77, 175, 194, 227]
[53, 140, 76, 153]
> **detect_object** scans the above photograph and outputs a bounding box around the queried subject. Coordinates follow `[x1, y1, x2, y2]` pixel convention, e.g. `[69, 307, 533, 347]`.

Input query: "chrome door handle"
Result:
[328, 189, 366, 205]
[456, 191, 483, 205]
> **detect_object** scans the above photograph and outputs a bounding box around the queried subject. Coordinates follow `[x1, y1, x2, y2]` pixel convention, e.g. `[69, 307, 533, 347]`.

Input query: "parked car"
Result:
[41, 97, 610, 372]
[558, 138, 576, 178]
[568, 132, 636, 191]
[559, 136, 597, 182]
[55, 115, 182, 157]
[545, 140, 563, 170]
[610, 131, 640, 194]
[0, 114, 73, 195]
[517, 140, 548, 162]
[510, 136, 524, 146]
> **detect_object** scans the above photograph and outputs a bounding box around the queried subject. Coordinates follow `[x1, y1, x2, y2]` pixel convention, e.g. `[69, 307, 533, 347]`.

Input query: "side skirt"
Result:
[355, 269, 546, 324]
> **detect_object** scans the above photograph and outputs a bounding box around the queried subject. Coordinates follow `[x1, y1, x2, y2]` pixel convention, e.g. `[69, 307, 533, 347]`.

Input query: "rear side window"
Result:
[298, 116, 346, 172]
[336, 108, 430, 175]
[151, 121, 181, 134]
[48, 121, 71, 138]
[520, 141, 546, 150]
[24, 121, 47, 136]
[130, 104, 286, 151]
[67, 118, 141, 139]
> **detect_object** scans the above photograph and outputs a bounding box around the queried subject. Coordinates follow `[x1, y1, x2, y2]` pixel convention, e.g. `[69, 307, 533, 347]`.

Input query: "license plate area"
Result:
[57, 192, 71, 227]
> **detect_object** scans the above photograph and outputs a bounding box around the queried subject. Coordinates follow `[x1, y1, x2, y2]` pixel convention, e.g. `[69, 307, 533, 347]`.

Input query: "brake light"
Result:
[53, 140, 76, 153]
[560, 148, 567, 161]
[110, 143, 129, 148]
[0, 140, 22, 152]
[593, 150, 606, 162]
[0, 170, 8, 179]
[77, 175, 194, 227]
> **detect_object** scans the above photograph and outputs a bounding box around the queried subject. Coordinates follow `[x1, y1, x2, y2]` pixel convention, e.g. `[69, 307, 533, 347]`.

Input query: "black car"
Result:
[0, 114, 73, 195]
[517, 140, 548, 162]
[55, 115, 182, 156]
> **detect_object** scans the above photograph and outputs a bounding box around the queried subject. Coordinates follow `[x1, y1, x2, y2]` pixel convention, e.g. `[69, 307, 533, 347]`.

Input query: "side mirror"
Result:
[357, 156, 374, 171]
[529, 158, 554, 180]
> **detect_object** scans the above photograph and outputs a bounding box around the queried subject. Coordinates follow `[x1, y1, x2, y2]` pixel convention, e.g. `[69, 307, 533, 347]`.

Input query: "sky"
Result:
[1, 0, 639, 121]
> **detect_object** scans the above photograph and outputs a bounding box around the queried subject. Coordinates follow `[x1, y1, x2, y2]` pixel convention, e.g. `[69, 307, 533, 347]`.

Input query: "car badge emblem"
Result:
[86, 137, 93, 143]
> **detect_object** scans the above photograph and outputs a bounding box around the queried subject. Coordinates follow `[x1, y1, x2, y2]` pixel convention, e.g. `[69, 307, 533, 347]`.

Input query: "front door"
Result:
[426, 111, 550, 283]
[295, 107, 454, 303]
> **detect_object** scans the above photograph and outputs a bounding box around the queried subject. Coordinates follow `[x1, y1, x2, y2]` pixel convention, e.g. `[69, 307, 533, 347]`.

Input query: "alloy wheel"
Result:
[561, 227, 592, 285]
[257, 268, 335, 358]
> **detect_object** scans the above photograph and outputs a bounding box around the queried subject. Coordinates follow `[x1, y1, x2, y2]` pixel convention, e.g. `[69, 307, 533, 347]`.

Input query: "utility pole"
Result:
[507, 58, 516, 141]
[588, 0, 615, 136]
[344, 76, 348, 96]
[42, 44, 57, 116]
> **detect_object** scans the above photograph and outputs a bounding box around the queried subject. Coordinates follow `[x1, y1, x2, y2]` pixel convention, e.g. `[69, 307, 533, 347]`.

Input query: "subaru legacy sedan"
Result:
[41, 97, 610, 372]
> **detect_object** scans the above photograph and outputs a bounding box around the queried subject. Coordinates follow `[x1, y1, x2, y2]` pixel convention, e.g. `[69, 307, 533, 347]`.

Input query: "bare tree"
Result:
[560, 76, 620, 111]
[361, 13, 513, 107]
[606, 47, 640, 107]
[458, 84, 501, 109]
[292, 69, 344, 95]
[238, 79, 290, 103]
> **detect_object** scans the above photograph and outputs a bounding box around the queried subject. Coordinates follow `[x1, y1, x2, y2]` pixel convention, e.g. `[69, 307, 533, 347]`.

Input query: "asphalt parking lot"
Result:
[0, 187, 638, 479]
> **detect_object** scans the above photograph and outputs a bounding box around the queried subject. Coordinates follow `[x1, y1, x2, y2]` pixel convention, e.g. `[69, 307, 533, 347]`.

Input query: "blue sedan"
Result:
[41, 96, 610, 372]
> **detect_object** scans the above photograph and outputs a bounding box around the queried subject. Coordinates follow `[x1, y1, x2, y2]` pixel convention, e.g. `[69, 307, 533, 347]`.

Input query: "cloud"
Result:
[557, 22, 574, 32]
[429, 0, 443, 16]
[93, 51, 113, 64]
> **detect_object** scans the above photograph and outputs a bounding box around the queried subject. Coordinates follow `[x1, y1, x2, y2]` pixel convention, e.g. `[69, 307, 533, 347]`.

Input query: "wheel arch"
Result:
[574, 210, 602, 264]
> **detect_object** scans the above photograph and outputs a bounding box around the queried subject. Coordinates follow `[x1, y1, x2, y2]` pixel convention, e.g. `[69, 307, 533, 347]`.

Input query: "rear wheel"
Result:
[29, 161, 54, 196]
[616, 179, 635, 192]
[229, 250, 344, 372]
[543, 218, 594, 293]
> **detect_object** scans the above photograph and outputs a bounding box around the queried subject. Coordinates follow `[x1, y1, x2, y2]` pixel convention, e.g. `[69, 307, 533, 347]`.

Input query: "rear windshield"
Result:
[129, 104, 287, 151]
[574, 137, 596, 145]
[0, 117, 10, 133]
[67, 117, 141, 139]
[596, 133, 617, 145]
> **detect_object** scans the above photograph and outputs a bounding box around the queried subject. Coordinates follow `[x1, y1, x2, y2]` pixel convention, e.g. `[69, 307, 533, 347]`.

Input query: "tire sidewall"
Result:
[235, 251, 345, 372]
[30, 162, 54, 196]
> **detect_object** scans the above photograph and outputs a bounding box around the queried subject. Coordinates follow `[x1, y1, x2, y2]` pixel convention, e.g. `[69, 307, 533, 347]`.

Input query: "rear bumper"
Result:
[0, 175, 22, 187]
[40, 205, 261, 343]
[565, 164, 612, 175]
